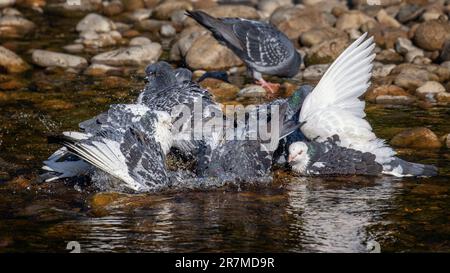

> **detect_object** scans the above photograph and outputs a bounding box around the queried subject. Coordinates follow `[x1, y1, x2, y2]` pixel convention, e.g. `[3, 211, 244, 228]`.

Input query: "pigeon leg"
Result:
[255, 78, 280, 93]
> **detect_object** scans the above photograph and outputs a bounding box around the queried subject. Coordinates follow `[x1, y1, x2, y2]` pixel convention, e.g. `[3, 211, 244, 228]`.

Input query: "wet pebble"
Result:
[153, 0, 193, 20]
[305, 37, 349, 66]
[0, 46, 30, 73]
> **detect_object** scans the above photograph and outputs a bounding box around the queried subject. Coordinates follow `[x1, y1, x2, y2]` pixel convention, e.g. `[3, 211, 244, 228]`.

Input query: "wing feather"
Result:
[299, 33, 396, 163]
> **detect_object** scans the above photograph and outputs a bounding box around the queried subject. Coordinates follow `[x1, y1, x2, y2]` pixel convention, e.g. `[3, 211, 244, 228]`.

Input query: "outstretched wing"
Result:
[298, 33, 395, 163]
[232, 19, 291, 67]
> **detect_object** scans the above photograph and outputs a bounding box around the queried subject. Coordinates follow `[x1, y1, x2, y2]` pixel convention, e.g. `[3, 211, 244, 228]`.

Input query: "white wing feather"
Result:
[299, 33, 396, 164]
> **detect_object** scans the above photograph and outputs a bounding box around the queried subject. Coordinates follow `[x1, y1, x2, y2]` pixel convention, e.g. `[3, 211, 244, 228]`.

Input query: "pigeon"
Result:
[196, 101, 300, 181]
[137, 61, 224, 155]
[288, 135, 383, 176]
[42, 62, 224, 184]
[186, 10, 302, 93]
[293, 33, 437, 177]
[44, 105, 174, 192]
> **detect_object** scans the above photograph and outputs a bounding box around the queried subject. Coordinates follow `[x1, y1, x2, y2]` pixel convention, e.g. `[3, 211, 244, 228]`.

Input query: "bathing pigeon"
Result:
[294, 33, 437, 177]
[186, 10, 302, 93]
[288, 135, 383, 176]
[44, 105, 174, 192]
[196, 102, 300, 181]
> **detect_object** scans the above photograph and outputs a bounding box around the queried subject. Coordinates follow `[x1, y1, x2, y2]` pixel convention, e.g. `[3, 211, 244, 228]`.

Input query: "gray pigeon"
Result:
[196, 102, 300, 181]
[186, 10, 302, 93]
[45, 105, 174, 192]
[288, 135, 383, 176]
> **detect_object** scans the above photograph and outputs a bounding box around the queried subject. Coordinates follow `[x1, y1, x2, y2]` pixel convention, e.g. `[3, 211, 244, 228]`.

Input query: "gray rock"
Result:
[76, 13, 115, 33]
[127, 8, 152, 21]
[0, 0, 15, 8]
[160, 24, 176, 37]
[0, 15, 36, 38]
[375, 95, 415, 105]
[32, 50, 88, 69]
[129, 36, 152, 46]
[396, 4, 424, 23]
[63, 44, 85, 54]
[91, 43, 162, 66]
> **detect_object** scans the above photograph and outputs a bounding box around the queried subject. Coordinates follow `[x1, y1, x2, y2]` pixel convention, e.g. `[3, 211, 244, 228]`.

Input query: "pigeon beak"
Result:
[288, 155, 294, 162]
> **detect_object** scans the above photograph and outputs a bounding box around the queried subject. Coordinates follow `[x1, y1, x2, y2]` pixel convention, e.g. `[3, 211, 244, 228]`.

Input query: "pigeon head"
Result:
[145, 61, 177, 87]
[288, 141, 310, 174]
[288, 85, 313, 110]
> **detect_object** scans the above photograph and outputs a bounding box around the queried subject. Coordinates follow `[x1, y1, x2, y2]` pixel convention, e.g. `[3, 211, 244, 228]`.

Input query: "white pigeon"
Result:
[296, 33, 437, 177]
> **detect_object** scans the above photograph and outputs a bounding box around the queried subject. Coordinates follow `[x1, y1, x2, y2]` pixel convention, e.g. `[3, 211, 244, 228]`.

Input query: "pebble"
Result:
[91, 43, 162, 67]
[0, 45, 30, 73]
[238, 85, 267, 98]
[31, 50, 88, 69]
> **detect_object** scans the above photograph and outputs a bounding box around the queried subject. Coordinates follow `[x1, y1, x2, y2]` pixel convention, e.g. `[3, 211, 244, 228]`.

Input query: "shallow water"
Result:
[0, 12, 450, 253]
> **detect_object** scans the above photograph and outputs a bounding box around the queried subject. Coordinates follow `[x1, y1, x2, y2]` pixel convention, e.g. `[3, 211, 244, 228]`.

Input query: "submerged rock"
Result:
[0, 14, 36, 38]
[365, 85, 414, 105]
[0, 0, 15, 8]
[45, 0, 102, 17]
[84, 63, 123, 76]
[199, 78, 240, 101]
[91, 43, 162, 67]
[390, 127, 442, 149]
[31, 50, 88, 69]
[0, 46, 30, 73]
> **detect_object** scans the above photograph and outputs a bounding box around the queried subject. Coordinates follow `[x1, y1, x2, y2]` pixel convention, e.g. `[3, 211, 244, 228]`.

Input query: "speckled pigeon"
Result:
[186, 10, 302, 93]
[288, 135, 383, 176]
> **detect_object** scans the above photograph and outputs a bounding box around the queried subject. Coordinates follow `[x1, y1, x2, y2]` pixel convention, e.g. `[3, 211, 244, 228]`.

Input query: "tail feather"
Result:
[41, 132, 92, 182]
[384, 157, 438, 177]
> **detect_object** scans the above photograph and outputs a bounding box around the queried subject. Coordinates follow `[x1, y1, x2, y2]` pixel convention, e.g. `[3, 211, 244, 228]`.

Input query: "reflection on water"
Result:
[286, 176, 398, 252]
[1, 173, 447, 253]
